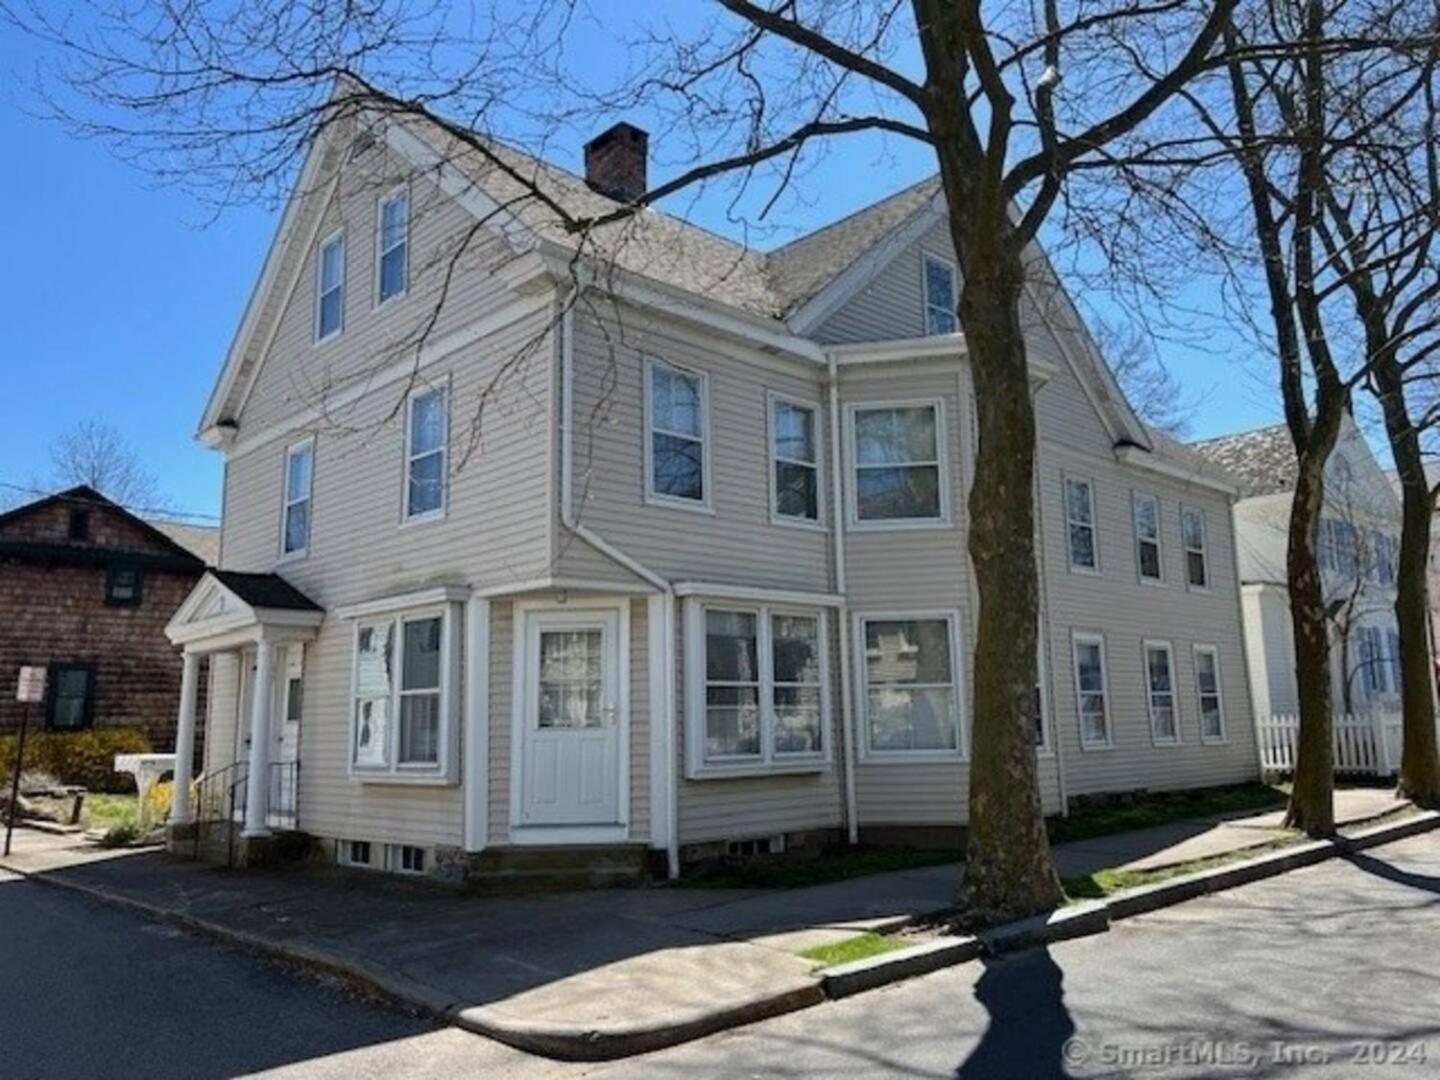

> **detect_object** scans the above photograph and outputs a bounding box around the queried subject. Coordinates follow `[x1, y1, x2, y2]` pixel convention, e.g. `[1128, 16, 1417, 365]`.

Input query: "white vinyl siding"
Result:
[376, 188, 409, 304]
[769, 395, 821, 525]
[922, 254, 957, 336]
[404, 385, 448, 522]
[1144, 640, 1179, 745]
[846, 401, 948, 528]
[1182, 505, 1209, 589]
[858, 613, 964, 759]
[1194, 644, 1226, 742]
[280, 438, 314, 558]
[1133, 491, 1162, 584]
[1064, 475, 1099, 572]
[315, 230, 345, 342]
[645, 359, 710, 510]
[1072, 632, 1111, 749]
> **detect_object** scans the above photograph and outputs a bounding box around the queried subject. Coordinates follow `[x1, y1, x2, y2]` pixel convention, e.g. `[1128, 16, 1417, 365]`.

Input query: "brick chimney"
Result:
[584, 122, 648, 203]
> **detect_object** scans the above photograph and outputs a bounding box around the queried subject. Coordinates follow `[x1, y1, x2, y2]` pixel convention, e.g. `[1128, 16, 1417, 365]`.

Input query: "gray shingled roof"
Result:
[1190, 423, 1297, 496]
[414, 118, 941, 321]
[148, 520, 220, 565]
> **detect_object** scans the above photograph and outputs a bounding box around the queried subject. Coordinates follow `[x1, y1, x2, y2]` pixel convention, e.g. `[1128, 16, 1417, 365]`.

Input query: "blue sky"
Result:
[0, 14, 1285, 523]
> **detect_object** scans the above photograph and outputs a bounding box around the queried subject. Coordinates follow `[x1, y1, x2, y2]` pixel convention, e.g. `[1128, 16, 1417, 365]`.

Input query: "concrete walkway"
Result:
[0, 786, 1412, 1060]
[1052, 786, 1409, 877]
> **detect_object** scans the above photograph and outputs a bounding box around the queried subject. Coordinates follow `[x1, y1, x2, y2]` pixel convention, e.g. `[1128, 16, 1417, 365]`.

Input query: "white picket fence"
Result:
[1256, 711, 1404, 777]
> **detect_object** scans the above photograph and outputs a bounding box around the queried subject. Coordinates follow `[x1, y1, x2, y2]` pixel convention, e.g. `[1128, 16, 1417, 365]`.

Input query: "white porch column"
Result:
[241, 636, 276, 838]
[170, 651, 201, 824]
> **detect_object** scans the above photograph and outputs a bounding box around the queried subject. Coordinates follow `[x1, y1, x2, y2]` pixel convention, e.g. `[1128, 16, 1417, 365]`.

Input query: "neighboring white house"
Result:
[1194, 416, 1405, 726]
[162, 105, 1259, 881]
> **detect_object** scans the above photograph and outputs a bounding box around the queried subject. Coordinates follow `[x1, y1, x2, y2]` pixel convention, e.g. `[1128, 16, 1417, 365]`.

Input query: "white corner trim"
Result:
[647, 594, 675, 871]
[463, 595, 491, 852]
[334, 584, 472, 621]
[671, 581, 846, 607]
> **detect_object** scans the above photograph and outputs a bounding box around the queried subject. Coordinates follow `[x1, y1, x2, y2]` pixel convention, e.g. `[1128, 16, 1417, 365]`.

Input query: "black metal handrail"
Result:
[188, 758, 299, 867]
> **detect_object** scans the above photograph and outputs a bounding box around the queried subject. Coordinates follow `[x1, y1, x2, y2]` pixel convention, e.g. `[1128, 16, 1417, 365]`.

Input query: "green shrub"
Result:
[0, 729, 153, 793]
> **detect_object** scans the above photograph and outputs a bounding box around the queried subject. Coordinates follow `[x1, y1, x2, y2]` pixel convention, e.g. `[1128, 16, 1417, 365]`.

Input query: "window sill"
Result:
[1068, 564, 1102, 577]
[1200, 735, 1230, 747]
[399, 509, 447, 530]
[276, 549, 309, 566]
[859, 751, 967, 765]
[645, 493, 715, 516]
[686, 759, 829, 781]
[1078, 740, 1114, 753]
[1151, 737, 1183, 748]
[349, 769, 456, 787]
[847, 517, 952, 534]
[313, 329, 343, 348]
[1139, 576, 1166, 588]
[770, 513, 828, 533]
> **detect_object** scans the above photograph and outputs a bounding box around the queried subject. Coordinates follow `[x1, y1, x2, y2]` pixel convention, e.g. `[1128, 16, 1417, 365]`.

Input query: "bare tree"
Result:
[1092, 317, 1205, 438]
[7, 0, 1272, 918]
[50, 420, 172, 513]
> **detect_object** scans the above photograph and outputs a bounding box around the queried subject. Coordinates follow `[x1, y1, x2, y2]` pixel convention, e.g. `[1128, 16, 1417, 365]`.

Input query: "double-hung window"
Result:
[377, 188, 409, 304]
[282, 438, 314, 557]
[105, 565, 144, 606]
[404, 387, 447, 521]
[1181, 506, 1209, 588]
[849, 402, 946, 525]
[770, 397, 820, 524]
[860, 615, 963, 756]
[1194, 645, 1225, 741]
[923, 254, 958, 336]
[1073, 632, 1111, 748]
[1133, 492, 1162, 583]
[350, 604, 456, 779]
[646, 360, 708, 508]
[685, 600, 829, 774]
[1065, 476, 1098, 571]
[1144, 641, 1179, 744]
[47, 665, 95, 731]
[316, 231, 345, 341]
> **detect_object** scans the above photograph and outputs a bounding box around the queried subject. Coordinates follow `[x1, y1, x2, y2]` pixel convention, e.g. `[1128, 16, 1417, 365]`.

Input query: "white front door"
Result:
[519, 609, 624, 828]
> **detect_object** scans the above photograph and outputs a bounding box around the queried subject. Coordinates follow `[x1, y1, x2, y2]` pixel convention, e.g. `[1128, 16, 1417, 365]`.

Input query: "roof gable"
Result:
[0, 485, 206, 566]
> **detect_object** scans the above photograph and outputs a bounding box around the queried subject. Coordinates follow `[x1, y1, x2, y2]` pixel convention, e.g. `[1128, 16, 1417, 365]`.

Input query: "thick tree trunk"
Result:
[1373, 360, 1440, 806]
[1286, 441, 1339, 835]
[957, 254, 1064, 922]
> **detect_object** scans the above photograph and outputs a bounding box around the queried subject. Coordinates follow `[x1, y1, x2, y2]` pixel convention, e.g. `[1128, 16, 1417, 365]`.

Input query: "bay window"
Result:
[859, 615, 963, 757]
[684, 599, 829, 775]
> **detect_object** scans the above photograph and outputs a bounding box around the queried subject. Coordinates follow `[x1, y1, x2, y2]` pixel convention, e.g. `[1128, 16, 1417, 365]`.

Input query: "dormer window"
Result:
[377, 189, 409, 304]
[316, 231, 345, 341]
[923, 254, 957, 336]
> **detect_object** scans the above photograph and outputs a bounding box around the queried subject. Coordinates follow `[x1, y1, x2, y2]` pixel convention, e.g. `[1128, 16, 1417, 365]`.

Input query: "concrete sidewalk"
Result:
[0, 785, 1412, 1060]
[1053, 786, 1409, 877]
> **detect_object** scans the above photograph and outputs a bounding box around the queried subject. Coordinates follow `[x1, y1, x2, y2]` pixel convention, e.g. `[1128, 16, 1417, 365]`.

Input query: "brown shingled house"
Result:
[0, 485, 213, 749]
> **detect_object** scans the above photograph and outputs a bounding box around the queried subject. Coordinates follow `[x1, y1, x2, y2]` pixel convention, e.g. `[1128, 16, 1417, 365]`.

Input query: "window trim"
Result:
[922, 252, 959, 337]
[374, 184, 410, 308]
[314, 228, 346, 344]
[1132, 490, 1164, 586]
[279, 436, 315, 561]
[683, 598, 831, 779]
[766, 391, 825, 530]
[1181, 504, 1211, 592]
[1193, 643, 1228, 744]
[104, 564, 145, 607]
[854, 609, 967, 762]
[1063, 473, 1100, 575]
[1142, 638, 1181, 746]
[45, 663, 96, 731]
[643, 358, 713, 514]
[1071, 630, 1113, 751]
[401, 382, 449, 526]
[844, 398, 952, 532]
[346, 601, 461, 784]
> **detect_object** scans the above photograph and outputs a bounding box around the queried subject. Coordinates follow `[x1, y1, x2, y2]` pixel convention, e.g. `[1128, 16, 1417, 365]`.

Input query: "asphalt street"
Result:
[5, 831, 1440, 1079]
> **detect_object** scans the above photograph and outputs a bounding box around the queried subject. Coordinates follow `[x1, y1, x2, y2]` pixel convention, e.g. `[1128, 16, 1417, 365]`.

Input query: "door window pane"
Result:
[538, 629, 603, 729]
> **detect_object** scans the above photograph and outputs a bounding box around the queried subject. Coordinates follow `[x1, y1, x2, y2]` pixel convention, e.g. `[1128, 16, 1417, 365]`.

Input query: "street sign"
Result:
[16, 666, 46, 704]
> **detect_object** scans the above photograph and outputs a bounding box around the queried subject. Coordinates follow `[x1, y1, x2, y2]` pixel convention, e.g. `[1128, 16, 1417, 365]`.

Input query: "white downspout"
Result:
[558, 298, 679, 877]
[828, 358, 860, 844]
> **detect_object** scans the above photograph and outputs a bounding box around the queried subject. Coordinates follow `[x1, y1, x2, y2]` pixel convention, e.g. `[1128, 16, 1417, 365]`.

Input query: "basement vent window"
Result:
[725, 835, 786, 858]
[388, 844, 426, 875]
[339, 840, 373, 868]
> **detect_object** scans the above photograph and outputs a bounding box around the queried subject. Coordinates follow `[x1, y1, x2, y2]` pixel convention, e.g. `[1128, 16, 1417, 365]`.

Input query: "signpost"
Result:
[6, 665, 45, 857]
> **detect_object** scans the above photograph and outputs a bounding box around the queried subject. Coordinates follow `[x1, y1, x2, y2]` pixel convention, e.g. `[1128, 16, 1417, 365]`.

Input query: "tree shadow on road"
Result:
[1342, 849, 1440, 897]
[955, 947, 1075, 1079]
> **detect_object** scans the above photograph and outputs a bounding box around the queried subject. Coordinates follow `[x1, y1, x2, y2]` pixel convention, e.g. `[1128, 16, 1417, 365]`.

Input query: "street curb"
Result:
[4, 809, 1436, 1062]
[821, 935, 981, 999]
